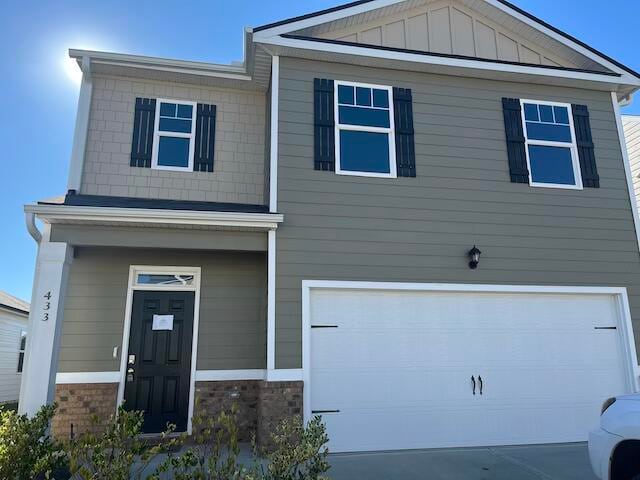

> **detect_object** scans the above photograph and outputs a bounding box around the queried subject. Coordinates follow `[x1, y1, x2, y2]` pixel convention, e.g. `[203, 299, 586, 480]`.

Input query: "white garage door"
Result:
[309, 287, 632, 453]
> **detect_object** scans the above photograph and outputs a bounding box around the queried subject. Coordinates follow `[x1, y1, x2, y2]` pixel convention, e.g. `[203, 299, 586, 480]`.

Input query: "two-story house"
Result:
[19, 0, 640, 453]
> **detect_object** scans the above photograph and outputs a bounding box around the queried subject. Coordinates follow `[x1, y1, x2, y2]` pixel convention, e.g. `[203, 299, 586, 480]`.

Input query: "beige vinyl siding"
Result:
[0, 309, 27, 403]
[58, 248, 266, 373]
[624, 117, 640, 212]
[275, 56, 640, 369]
[82, 75, 267, 205]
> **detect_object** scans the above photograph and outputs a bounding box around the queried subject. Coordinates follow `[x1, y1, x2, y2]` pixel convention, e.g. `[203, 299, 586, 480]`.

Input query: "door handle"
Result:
[478, 375, 483, 395]
[471, 375, 476, 395]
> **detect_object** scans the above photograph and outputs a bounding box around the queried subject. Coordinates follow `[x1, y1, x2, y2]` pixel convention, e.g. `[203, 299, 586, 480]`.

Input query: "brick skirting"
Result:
[194, 380, 261, 442]
[50, 380, 304, 447]
[51, 383, 119, 440]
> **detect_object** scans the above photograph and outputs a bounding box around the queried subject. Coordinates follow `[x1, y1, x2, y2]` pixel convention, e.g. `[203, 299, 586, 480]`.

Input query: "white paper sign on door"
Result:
[152, 314, 174, 331]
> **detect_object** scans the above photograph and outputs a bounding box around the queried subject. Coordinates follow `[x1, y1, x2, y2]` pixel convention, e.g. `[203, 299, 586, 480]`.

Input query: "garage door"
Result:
[309, 287, 632, 453]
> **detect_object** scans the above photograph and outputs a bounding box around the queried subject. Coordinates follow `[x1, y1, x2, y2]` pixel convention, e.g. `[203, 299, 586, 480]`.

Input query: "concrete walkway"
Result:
[327, 443, 597, 480]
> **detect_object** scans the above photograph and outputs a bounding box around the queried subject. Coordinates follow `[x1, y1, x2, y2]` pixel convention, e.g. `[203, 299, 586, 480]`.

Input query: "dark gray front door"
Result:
[124, 291, 194, 433]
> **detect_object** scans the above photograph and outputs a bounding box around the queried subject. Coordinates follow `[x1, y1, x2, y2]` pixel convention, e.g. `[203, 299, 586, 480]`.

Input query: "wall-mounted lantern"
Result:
[468, 246, 482, 270]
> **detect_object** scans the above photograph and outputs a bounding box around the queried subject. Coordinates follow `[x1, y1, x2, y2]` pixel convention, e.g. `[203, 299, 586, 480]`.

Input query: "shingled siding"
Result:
[81, 75, 266, 204]
[275, 57, 640, 369]
[57, 248, 267, 373]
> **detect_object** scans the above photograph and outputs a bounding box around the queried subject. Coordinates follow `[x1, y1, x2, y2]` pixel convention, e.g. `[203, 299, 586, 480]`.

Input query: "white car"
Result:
[589, 394, 640, 480]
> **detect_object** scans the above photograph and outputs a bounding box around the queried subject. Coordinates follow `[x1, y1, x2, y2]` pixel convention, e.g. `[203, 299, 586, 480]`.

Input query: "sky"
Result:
[1, 0, 640, 302]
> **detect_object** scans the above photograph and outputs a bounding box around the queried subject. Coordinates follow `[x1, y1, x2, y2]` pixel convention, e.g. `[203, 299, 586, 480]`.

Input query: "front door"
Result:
[124, 291, 195, 433]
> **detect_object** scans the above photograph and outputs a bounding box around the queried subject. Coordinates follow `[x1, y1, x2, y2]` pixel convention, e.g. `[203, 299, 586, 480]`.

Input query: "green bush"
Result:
[66, 406, 179, 480]
[152, 403, 254, 480]
[257, 416, 330, 480]
[0, 403, 330, 480]
[0, 404, 66, 480]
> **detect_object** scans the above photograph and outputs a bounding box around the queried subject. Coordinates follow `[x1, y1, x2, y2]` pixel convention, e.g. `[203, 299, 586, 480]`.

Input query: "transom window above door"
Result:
[521, 100, 582, 189]
[335, 81, 397, 178]
[152, 99, 197, 172]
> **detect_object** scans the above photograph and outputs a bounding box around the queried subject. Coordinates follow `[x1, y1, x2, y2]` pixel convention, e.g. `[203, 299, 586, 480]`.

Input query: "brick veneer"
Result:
[51, 380, 303, 447]
[51, 383, 118, 440]
[257, 381, 304, 448]
[194, 380, 261, 442]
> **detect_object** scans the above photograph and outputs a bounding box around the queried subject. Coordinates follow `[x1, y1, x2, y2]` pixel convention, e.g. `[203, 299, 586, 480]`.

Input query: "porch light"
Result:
[468, 246, 482, 270]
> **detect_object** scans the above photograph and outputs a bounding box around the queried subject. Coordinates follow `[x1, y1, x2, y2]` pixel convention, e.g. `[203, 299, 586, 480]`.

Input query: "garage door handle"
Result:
[478, 375, 483, 395]
[471, 376, 476, 395]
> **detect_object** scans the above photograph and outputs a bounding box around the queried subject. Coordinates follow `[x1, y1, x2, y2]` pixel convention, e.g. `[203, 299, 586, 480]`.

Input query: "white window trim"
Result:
[17, 330, 26, 374]
[334, 80, 397, 179]
[519, 99, 583, 190]
[117, 265, 201, 435]
[151, 98, 197, 172]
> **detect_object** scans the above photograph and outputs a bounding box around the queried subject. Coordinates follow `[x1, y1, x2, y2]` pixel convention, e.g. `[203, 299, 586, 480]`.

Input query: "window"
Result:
[152, 99, 197, 172]
[335, 81, 396, 178]
[17, 331, 26, 373]
[521, 100, 581, 189]
[136, 273, 195, 286]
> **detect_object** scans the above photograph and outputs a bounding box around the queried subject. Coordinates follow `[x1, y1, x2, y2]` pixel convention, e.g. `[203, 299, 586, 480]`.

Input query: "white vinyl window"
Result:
[17, 331, 26, 373]
[152, 99, 197, 172]
[335, 81, 396, 178]
[520, 99, 582, 190]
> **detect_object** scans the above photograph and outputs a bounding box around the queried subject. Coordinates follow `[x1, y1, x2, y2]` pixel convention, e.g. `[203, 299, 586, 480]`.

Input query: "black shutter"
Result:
[314, 79, 335, 171]
[194, 103, 217, 172]
[572, 104, 599, 188]
[502, 98, 529, 183]
[130, 98, 156, 168]
[393, 87, 416, 178]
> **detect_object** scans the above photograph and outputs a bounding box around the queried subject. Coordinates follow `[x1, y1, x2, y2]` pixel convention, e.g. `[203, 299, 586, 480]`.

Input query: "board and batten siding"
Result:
[0, 309, 27, 403]
[57, 248, 267, 373]
[624, 116, 640, 213]
[275, 56, 640, 369]
[82, 75, 267, 205]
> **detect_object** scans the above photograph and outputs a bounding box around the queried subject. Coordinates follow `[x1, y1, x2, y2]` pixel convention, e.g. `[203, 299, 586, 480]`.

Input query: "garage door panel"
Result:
[312, 369, 474, 410]
[309, 288, 631, 453]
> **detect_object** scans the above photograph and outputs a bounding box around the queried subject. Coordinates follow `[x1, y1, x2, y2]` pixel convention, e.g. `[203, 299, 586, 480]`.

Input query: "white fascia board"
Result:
[69, 49, 252, 82]
[483, 0, 635, 80]
[252, 0, 404, 39]
[259, 35, 638, 87]
[253, 0, 637, 82]
[25, 204, 284, 230]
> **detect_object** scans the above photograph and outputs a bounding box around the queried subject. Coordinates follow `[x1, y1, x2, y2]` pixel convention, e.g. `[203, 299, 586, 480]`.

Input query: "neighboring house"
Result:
[19, 0, 640, 453]
[0, 291, 29, 406]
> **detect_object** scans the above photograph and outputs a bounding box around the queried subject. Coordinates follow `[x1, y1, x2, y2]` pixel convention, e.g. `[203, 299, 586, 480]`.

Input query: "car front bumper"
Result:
[589, 427, 623, 480]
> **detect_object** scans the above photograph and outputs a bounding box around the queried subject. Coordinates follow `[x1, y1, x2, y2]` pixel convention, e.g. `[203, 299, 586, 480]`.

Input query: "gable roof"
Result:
[253, 0, 640, 88]
[0, 291, 29, 316]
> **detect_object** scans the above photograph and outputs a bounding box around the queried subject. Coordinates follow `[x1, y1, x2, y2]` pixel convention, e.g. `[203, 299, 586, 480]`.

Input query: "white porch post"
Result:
[19, 239, 73, 415]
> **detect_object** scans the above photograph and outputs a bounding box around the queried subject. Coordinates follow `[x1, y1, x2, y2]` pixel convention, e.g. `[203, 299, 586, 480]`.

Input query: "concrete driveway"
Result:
[328, 443, 597, 480]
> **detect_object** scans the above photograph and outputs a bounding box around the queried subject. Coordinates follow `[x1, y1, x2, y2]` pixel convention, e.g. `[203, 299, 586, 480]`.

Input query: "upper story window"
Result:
[335, 81, 397, 178]
[521, 100, 582, 189]
[152, 99, 197, 172]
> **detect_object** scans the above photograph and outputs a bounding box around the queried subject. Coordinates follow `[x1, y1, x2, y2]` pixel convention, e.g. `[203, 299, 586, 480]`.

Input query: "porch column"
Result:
[19, 240, 73, 415]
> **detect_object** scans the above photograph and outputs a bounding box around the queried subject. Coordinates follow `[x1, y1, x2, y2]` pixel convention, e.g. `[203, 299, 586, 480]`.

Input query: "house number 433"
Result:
[42, 291, 53, 321]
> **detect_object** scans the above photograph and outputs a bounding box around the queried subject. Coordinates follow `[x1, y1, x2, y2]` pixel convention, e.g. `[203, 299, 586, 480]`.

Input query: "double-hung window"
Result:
[152, 99, 197, 172]
[335, 81, 396, 178]
[521, 100, 582, 189]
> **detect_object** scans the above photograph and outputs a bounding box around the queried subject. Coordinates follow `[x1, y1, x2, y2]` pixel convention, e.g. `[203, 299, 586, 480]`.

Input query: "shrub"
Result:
[151, 403, 255, 480]
[257, 416, 330, 480]
[66, 406, 179, 480]
[0, 404, 66, 480]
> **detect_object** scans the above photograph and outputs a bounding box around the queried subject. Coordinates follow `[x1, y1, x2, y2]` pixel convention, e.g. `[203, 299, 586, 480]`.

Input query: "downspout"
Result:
[66, 55, 93, 193]
[25, 211, 42, 243]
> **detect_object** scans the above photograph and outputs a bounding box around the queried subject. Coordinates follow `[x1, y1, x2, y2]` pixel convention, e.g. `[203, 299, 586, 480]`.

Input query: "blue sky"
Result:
[2, 0, 639, 302]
